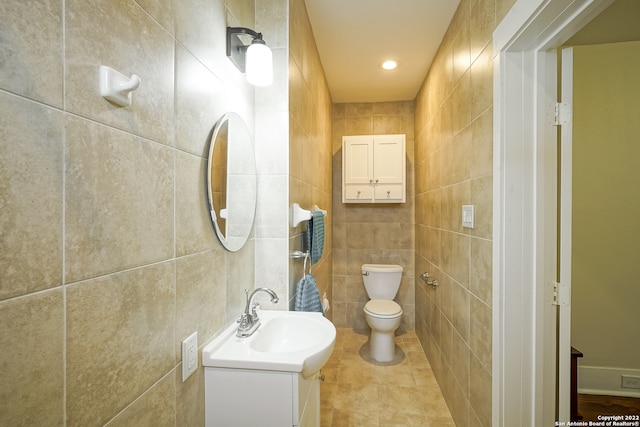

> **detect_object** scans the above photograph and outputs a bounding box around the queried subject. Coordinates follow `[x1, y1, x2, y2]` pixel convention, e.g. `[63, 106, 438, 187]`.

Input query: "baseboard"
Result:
[578, 365, 640, 398]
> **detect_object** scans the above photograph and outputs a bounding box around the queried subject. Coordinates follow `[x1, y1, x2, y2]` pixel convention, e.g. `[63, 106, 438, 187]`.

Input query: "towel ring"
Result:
[303, 251, 311, 275]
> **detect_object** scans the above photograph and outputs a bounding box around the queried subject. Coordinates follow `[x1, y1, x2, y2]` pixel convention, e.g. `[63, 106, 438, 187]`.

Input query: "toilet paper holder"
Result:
[420, 272, 439, 287]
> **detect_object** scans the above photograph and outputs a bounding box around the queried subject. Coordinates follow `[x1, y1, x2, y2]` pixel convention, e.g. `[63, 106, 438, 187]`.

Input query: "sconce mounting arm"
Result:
[227, 27, 265, 72]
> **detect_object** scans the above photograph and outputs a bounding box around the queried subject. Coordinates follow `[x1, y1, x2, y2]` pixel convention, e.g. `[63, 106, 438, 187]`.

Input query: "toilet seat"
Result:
[364, 299, 402, 319]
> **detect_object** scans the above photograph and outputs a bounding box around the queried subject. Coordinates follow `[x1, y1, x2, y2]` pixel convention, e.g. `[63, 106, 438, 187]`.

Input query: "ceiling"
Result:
[304, 0, 460, 104]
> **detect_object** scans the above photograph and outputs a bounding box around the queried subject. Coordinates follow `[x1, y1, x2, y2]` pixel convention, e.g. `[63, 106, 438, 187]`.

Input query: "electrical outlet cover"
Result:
[182, 331, 198, 382]
[622, 375, 640, 389]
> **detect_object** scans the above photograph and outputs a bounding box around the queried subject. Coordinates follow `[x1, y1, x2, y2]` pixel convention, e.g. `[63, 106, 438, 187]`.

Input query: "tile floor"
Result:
[320, 328, 455, 426]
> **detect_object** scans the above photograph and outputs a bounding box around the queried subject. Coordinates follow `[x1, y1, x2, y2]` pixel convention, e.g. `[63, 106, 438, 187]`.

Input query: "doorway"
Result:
[566, 38, 640, 413]
[492, 0, 617, 425]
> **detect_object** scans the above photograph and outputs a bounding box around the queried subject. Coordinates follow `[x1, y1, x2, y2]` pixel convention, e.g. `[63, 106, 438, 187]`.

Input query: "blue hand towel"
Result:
[294, 274, 324, 315]
[306, 211, 325, 265]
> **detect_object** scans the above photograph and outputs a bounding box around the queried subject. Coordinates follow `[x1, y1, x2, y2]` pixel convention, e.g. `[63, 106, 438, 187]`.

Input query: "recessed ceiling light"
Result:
[381, 60, 398, 70]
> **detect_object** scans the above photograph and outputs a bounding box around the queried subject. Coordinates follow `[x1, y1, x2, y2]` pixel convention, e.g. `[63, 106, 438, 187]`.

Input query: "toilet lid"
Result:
[361, 264, 403, 273]
[364, 300, 402, 318]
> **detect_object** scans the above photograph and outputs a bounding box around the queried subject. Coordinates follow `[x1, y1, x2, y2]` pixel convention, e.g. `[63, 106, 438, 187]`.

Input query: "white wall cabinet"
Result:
[342, 134, 406, 203]
[204, 368, 320, 427]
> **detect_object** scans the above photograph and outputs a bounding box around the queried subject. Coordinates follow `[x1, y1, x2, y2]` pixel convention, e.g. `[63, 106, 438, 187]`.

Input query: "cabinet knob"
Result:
[375, 179, 379, 183]
[387, 190, 391, 197]
[369, 179, 373, 183]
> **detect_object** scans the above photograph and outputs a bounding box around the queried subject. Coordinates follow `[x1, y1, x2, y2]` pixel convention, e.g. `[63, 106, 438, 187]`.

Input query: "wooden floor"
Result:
[578, 394, 640, 421]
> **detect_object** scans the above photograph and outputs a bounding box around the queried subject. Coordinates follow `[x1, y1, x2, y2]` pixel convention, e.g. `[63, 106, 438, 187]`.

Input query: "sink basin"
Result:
[202, 309, 336, 378]
[250, 316, 324, 353]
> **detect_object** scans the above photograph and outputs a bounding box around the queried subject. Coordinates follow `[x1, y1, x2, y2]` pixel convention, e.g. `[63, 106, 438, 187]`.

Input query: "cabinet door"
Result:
[343, 136, 373, 184]
[205, 368, 293, 427]
[373, 135, 405, 184]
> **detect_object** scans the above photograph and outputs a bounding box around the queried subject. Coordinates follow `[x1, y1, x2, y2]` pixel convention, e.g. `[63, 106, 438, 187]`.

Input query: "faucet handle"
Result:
[237, 312, 250, 327]
[251, 302, 260, 322]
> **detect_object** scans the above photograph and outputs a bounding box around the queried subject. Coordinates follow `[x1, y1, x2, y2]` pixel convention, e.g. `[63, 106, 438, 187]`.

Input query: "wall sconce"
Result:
[226, 27, 273, 86]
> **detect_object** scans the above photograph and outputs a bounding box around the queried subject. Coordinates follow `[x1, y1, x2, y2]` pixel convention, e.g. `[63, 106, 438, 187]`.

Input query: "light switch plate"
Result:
[182, 331, 198, 382]
[462, 205, 475, 229]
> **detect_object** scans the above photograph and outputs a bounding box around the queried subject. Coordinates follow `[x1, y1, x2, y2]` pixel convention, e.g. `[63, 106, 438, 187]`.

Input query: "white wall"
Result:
[572, 40, 640, 397]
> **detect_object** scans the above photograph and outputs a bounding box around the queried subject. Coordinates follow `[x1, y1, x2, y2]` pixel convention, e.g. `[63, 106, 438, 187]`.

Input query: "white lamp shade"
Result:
[245, 42, 273, 86]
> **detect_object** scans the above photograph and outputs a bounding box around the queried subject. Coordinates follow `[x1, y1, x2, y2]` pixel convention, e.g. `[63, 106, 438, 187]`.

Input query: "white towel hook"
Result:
[100, 65, 141, 107]
[291, 203, 327, 227]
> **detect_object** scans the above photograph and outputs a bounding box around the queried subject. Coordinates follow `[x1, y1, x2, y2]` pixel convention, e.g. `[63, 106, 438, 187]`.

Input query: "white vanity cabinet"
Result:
[204, 367, 320, 427]
[342, 134, 406, 203]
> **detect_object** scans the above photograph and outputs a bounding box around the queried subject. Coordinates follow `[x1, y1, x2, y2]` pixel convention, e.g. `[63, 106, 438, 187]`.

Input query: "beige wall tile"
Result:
[451, 329, 470, 398]
[175, 45, 227, 157]
[469, 0, 495, 63]
[469, 237, 492, 306]
[0, 289, 64, 426]
[451, 283, 471, 342]
[414, 2, 500, 423]
[176, 362, 205, 426]
[451, 9, 471, 86]
[256, 0, 287, 48]
[441, 231, 470, 287]
[66, 262, 175, 427]
[175, 151, 219, 256]
[176, 250, 227, 356]
[470, 295, 492, 370]
[470, 43, 494, 120]
[470, 107, 493, 179]
[64, 0, 175, 146]
[470, 175, 493, 239]
[65, 116, 174, 282]
[135, 0, 174, 34]
[373, 115, 403, 134]
[225, 238, 256, 323]
[0, 93, 63, 300]
[106, 371, 176, 427]
[0, 0, 63, 107]
[346, 116, 374, 135]
[452, 72, 472, 136]
[470, 353, 492, 426]
[3, 0, 260, 424]
[288, 0, 333, 317]
[176, 0, 228, 74]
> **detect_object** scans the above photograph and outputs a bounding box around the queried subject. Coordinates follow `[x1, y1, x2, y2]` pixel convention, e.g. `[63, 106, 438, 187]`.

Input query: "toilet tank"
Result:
[361, 264, 403, 300]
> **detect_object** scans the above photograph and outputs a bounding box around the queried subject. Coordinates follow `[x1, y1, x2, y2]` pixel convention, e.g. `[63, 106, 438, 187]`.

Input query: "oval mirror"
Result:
[206, 112, 257, 251]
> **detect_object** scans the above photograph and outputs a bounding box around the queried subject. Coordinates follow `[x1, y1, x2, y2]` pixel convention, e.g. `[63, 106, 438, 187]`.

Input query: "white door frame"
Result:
[492, 0, 614, 425]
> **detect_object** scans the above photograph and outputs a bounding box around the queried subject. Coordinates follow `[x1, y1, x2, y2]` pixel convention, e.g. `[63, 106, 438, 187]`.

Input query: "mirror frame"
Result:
[206, 112, 257, 251]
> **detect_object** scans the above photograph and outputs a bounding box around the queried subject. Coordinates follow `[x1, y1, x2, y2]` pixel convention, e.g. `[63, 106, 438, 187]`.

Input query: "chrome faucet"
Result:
[236, 288, 279, 337]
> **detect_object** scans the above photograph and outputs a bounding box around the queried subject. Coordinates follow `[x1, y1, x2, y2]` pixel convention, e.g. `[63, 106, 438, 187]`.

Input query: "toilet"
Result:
[361, 264, 403, 362]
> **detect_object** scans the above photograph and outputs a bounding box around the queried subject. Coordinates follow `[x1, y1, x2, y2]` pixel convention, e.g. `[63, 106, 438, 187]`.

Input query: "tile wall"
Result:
[331, 101, 416, 331]
[287, 0, 333, 317]
[0, 0, 278, 425]
[254, 0, 291, 309]
[413, 0, 516, 425]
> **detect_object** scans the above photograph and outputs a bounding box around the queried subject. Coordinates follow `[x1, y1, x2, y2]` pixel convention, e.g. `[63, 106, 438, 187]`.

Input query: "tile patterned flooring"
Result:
[320, 328, 455, 426]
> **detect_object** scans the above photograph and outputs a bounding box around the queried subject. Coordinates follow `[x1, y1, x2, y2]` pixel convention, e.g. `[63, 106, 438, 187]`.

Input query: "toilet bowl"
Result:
[361, 264, 403, 362]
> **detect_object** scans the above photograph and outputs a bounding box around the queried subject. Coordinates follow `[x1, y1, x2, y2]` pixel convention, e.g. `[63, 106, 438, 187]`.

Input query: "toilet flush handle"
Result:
[362, 271, 369, 276]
